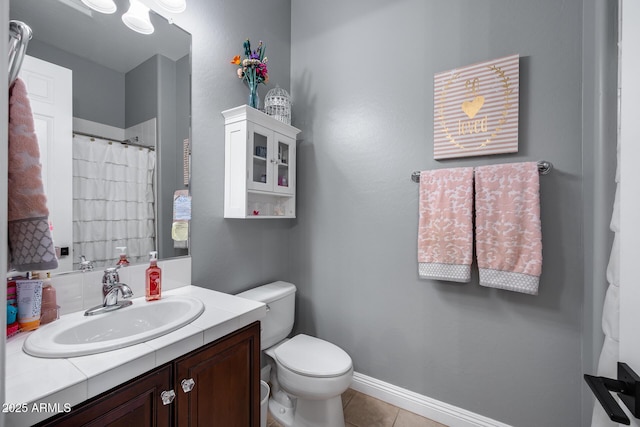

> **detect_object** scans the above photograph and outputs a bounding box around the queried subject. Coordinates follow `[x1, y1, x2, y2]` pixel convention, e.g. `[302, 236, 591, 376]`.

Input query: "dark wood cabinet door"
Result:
[175, 322, 260, 427]
[37, 364, 173, 427]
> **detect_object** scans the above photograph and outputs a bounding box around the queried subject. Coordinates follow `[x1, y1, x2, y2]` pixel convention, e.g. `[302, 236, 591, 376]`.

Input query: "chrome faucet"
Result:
[84, 265, 133, 316]
[102, 265, 133, 306]
[79, 255, 94, 271]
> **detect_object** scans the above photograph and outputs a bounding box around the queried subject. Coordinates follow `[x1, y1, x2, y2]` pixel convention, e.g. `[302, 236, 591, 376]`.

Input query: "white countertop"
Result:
[4, 285, 266, 427]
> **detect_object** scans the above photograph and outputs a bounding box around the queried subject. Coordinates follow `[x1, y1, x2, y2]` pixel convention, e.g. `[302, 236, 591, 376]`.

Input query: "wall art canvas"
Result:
[433, 54, 519, 159]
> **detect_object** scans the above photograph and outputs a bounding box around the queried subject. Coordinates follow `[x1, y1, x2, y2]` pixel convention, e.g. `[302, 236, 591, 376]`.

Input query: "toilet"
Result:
[237, 281, 353, 427]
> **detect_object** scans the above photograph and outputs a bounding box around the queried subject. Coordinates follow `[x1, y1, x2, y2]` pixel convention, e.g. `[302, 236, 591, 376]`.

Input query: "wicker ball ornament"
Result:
[264, 86, 291, 125]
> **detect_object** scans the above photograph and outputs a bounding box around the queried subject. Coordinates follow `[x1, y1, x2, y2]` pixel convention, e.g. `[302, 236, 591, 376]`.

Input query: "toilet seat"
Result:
[274, 334, 352, 378]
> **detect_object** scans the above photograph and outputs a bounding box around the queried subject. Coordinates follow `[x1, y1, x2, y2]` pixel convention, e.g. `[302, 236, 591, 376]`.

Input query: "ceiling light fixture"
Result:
[80, 0, 117, 14]
[152, 0, 186, 14]
[122, 0, 155, 35]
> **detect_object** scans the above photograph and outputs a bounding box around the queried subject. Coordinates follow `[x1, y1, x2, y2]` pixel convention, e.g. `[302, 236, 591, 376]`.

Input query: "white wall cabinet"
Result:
[223, 105, 300, 218]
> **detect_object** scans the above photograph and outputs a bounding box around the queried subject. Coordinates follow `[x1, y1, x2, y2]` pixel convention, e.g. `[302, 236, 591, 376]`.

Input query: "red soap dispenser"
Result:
[145, 251, 162, 301]
[116, 246, 130, 266]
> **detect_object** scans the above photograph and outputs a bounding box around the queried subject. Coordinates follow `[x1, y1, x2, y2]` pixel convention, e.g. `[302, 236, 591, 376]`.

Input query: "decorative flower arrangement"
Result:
[231, 39, 269, 109]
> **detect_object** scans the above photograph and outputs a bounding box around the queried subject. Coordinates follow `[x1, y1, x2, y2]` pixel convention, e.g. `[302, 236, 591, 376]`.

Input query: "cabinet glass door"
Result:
[274, 134, 295, 195]
[248, 123, 272, 191]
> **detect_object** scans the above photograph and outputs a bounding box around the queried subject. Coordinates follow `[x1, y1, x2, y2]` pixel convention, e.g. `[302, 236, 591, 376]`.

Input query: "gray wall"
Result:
[27, 39, 125, 128]
[176, 53, 191, 189]
[126, 53, 191, 260]
[171, 0, 293, 293]
[288, 1, 592, 426]
[125, 55, 159, 127]
[157, 54, 177, 259]
[171, 53, 190, 258]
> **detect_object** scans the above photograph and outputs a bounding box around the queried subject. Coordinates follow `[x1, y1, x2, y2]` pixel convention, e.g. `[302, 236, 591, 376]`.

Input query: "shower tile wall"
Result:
[73, 117, 125, 140]
[125, 117, 157, 149]
[73, 116, 157, 150]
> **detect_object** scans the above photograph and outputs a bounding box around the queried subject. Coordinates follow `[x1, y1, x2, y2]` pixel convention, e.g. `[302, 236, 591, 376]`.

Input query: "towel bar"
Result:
[410, 160, 553, 183]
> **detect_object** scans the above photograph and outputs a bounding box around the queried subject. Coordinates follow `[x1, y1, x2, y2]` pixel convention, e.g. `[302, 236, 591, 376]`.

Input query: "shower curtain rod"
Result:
[73, 131, 155, 151]
[410, 160, 553, 183]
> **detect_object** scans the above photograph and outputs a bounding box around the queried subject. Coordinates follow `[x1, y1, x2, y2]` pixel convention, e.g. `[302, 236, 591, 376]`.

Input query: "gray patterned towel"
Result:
[8, 78, 58, 271]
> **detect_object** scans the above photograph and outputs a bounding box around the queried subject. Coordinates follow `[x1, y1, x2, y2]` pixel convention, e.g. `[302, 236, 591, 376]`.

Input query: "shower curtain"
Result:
[591, 138, 621, 427]
[72, 134, 156, 269]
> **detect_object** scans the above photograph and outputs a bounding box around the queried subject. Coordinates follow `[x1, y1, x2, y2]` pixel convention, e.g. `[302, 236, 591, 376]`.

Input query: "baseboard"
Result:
[350, 372, 513, 427]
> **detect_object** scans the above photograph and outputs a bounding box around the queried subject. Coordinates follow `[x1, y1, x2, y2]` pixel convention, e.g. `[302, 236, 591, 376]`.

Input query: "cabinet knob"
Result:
[161, 390, 176, 405]
[181, 378, 196, 393]
[270, 158, 277, 164]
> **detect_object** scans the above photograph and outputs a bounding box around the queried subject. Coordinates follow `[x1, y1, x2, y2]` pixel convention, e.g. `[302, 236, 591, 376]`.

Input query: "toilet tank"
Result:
[236, 281, 296, 349]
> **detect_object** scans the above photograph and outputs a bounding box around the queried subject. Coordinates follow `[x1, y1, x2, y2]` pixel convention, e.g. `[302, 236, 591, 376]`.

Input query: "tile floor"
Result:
[267, 388, 448, 427]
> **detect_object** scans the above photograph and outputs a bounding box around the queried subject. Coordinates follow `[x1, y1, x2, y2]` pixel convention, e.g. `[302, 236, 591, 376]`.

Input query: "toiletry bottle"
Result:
[6, 278, 19, 337]
[16, 274, 44, 331]
[145, 251, 162, 301]
[40, 272, 58, 325]
[116, 246, 130, 266]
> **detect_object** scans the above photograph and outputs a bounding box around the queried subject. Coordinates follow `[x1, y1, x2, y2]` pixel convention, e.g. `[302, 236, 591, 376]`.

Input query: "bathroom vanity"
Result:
[4, 286, 266, 426]
[36, 322, 260, 426]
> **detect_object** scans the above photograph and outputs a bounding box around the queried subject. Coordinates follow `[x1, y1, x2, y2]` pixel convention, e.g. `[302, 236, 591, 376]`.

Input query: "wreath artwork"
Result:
[433, 54, 519, 159]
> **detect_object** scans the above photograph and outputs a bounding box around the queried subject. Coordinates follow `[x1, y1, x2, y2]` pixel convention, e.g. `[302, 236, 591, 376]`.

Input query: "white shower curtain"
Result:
[591, 140, 621, 427]
[72, 134, 156, 269]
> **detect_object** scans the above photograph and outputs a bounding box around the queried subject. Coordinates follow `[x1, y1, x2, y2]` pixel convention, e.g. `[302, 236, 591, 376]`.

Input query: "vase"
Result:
[248, 82, 260, 110]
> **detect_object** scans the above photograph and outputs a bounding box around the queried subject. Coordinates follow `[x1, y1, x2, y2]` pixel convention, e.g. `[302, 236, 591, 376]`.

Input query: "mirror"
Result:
[9, 0, 191, 273]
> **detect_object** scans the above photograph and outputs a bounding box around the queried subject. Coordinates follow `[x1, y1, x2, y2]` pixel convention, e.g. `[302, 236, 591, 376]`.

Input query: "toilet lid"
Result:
[274, 334, 352, 378]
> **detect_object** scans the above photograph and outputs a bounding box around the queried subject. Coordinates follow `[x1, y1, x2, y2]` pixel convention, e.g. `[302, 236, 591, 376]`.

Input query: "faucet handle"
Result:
[79, 255, 94, 271]
[102, 265, 121, 286]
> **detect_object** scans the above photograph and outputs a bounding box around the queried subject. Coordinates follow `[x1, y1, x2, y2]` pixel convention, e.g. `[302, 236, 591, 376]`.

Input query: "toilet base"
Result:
[268, 395, 345, 427]
[269, 398, 294, 427]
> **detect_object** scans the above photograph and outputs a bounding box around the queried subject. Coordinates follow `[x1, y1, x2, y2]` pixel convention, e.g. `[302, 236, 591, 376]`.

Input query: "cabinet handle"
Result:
[160, 390, 176, 405]
[181, 378, 196, 393]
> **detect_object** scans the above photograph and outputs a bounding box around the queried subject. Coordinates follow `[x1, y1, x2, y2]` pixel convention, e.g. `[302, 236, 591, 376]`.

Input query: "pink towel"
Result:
[474, 162, 542, 294]
[418, 167, 474, 282]
[8, 78, 58, 271]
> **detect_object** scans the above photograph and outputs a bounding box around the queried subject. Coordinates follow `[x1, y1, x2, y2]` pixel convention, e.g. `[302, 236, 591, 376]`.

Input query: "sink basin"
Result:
[23, 296, 205, 358]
